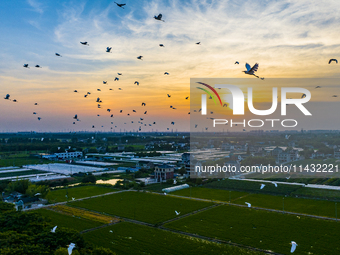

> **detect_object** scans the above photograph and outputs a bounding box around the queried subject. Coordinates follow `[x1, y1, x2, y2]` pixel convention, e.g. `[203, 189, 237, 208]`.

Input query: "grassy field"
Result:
[292, 187, 340, 200]
[83, 222, 263, 255]
[47, 185, 117, 202]
[0, 170, 48, 178]
[165, 205, 340, 255]
[172, 187, 248, 202]
[233, 193, 340, 218]
[204, 179, 301, 195]
[70, 191, 213, 224]
[144, 182, 177, 192]
[37, 208, 103, 232]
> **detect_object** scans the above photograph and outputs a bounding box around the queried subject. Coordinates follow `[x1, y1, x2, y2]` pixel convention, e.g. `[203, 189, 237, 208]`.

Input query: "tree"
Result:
[25, 184, 50, 198]
[81, 173, 96, 184]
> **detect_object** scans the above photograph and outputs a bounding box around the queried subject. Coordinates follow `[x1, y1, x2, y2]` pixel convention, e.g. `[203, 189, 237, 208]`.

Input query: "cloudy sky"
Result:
[0, 0, 339, 132]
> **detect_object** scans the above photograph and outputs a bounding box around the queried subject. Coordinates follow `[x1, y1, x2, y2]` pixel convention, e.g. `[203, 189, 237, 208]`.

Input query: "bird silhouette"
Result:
[137, 56, 143, 60]
[55, 53, 62, 57]
[106, 47, 112, 53]
[159, 44, 164, 47]
[329, 59, 338, 64]
[154, 14, 164, 22]
[80, 41, 89, 46]
[114, 2, 126, 8]
[243, 63, 259, 78]
[23, 64, 29, 68]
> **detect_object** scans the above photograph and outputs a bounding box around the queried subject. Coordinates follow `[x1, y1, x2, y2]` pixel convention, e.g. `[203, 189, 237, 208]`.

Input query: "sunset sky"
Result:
[0, 0, 339, 132]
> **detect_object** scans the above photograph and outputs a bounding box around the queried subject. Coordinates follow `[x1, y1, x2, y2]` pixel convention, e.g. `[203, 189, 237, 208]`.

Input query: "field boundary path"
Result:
[24, 189, 128, 211]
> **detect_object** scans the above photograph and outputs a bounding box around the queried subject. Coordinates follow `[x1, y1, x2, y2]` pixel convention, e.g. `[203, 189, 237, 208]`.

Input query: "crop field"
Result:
[165, 205, 340, 255]
[0, 170, 47, 178]
[292, 187, 340, 200]
[172, 187, 248, 202]
[70, 191, 213, 224]
[203, 179, 301, 195]
[47, 185, 117, 202]
[83, 222, 262, 255]
[37, 208, 103, 232]
[233, 193, 340, 218]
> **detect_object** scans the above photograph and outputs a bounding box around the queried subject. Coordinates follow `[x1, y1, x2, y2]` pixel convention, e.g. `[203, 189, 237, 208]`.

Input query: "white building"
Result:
[54, 151, 83, 160]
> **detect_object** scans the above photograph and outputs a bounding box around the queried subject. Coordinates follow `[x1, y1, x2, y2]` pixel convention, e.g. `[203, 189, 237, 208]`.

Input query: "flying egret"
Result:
[167, 94, 171, 97]
[23, 64, 29, 68]
[103, 81, 107, 84]
[106, 47, 112, 53]
[185, 96, 189, 99]
[290, 241, 298, 253]
[243, 63, 259, 78]
[35, 193, 41, 196]
[55, 53, 61, 57]
[154, 14, 164, 21]
[164, 192, 167, 195]
[159, 44, 164, 47]
[141, 102, 146, 106]
[51, 226, 57, 233]
[80, 41, 89, 46]
[175, 211, 180, 215]
[235, 61, 239, 64]
[68, 243, 76, 255]
[114, 77, 119, 81]
[164, 72, 169, 75]
[245, 202, 251, 207]
[271, 182, 278, 187]
[196, 42, 201, 45]
[285, 135, 291, 139]
[260, 184, 265, 189]
[171, 122, 175, 125]
[72, 197, 75, 200]
[329, 59, 338, 64]
[114, 2, 126, 8]
[137, 56, 143, 60]
[134, 81, 139, 85]
[4, 94, 10, 100]
[37, 117, 41, 120]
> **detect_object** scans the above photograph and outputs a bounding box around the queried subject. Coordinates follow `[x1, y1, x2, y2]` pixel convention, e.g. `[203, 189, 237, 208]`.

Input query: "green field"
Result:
[292, 187, 340, 200]
[47, 185, 117, 202]
[83, 222, 262, 255]
[204, 179, 301, 195]
[37, 208, 102, 232]
[70, 191, 213, 224]
[165, 205, 340, 255]
[172, 187, 248, 202]
[233, 193, 340, 218]
[0, 170, 47, 178]
[145, 183, 177, 192]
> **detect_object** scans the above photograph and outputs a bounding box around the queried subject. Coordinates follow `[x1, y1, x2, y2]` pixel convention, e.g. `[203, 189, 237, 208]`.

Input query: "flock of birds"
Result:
[5, 17, 338, 131]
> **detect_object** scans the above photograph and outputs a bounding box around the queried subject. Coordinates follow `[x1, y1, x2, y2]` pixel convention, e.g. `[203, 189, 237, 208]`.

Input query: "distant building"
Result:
[154, 164, 174, 182]
[54, 151, 83, 160]
[334, 148, 340, 158]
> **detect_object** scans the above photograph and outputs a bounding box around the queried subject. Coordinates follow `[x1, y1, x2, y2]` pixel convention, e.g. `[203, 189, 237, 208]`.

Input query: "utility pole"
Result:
[283, 197, 285, 213]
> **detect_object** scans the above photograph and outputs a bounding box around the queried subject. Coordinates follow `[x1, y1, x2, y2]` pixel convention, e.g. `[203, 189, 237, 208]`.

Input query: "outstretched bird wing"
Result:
[245, 63, 251, 71]
[249, 63, 259, 73]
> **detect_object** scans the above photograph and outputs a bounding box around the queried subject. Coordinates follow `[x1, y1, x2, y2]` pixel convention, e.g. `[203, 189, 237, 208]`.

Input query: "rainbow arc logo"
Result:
[196, 82, 222, 106]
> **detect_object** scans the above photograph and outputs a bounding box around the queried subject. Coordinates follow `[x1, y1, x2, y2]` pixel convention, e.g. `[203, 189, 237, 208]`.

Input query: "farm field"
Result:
[165, 205, 340, 255]
[233, 193, 340, 218]
[203, 179, 301, 195]
[47, 185, 117, 202]
[83, 222, 263, 255]
[37, 208, 103, 232]
[0, 170, 47, 178]
[292, 187, 340, 200]
[70, 191, 213, 224]
[172, 187, 248, 202]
